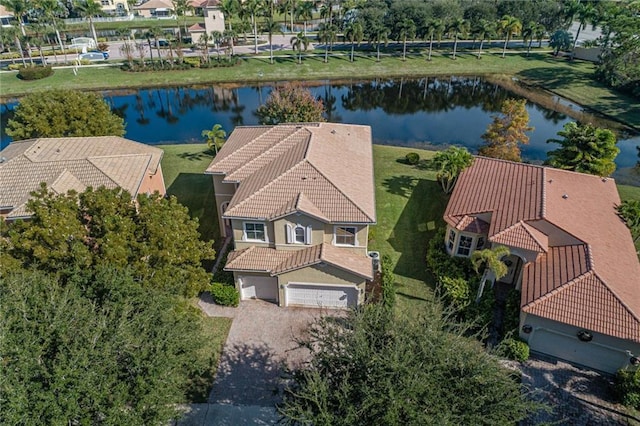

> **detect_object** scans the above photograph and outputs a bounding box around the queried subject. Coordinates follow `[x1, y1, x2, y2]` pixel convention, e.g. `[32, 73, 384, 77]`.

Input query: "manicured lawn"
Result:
[160, 143, 220, 247]
[2, 51, 637, 129]
[186, 314, 233, 403]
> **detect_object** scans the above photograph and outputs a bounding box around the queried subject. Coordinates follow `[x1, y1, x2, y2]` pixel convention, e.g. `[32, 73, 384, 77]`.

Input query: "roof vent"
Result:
[548, 179, 553, 183]
[0, 156, 6, 163]
[602, 177, 608, 182]
[562, 194, 569, 199]
[331, 129, 336, 134]
[56, 148, 61, 153]
[301, 176, 307, 180]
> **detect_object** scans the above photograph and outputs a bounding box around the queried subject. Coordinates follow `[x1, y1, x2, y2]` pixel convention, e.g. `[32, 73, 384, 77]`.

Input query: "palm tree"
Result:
[344, 21, 363, 62]
[317, 22, 337, 63]
[369, 25, 388, 62]
[535, 24, 546, 48]
[498, 15, 522, 58]
[571, 2, 596, 55]
[521, 21, 538, 57]
[39, 0, 66, 58]
[290, 31, 309, 64]
[172, 0, 191, 41]
[295, 0, 313, 36]
[220, 0, 239, 32]
[472, 19, 494, 59]
[202, 124, 227, 154]
[224, 28, 236, 57]
[242, 0, 264, 55]
[2, 0, 32, 64]
[147, 26, 164, 66]
[74, 0, 102, 45]
[398, 18, 416, 62]
[199, 31, 210, 64]
[210, 30, 223, 60]
[262, 17, 282, 64]
[432, 146, 474, 194]
[471, 245, 511, 282]
[447, 18, 468, 60]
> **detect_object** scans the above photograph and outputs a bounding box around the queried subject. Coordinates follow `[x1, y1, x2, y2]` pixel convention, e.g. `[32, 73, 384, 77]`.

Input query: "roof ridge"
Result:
[87, 157, 134, 189]
[541, 167, 547, 218]
[591, 271, 640, 326]
[520, 222, 548, 252]
[304, 160, 375, 223]
[522, 270, 595, 311]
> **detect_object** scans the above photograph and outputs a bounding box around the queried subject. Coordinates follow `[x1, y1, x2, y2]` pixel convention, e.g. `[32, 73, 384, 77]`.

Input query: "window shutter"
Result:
[285, 224, 292, 244]
[306, 225, 312, 245]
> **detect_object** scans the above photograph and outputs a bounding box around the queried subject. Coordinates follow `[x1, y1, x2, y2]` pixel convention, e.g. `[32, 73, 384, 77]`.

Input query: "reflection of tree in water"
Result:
[532, 103, 567, 124]
[155, 90, 179, 124]
[231, 89, 245, 127]
[340, 77, 515, 115]
[135, 94, 150, 126]
[322, 84, 342, 123]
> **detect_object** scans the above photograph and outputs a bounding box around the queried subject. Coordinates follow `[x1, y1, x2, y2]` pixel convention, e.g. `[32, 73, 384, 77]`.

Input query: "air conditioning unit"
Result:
[367, 251, 381, 273]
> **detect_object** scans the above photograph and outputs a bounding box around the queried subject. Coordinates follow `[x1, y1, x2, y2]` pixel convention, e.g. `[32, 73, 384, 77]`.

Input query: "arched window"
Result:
[294, 226, 305, 243]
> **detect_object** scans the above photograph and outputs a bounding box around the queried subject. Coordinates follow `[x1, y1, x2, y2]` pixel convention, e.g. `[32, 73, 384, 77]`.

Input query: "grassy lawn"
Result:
[2, 51, 637, 129]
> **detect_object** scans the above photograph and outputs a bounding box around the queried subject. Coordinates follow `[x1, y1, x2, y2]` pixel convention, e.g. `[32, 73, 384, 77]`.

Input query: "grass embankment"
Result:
[2, 51, 638, 129]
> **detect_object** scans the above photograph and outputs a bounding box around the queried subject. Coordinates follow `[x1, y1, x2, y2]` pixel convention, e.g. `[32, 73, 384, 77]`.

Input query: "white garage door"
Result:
[239, 275, 278, 301]
[529, 329, 628, 373]
[285, 283, 358, 309]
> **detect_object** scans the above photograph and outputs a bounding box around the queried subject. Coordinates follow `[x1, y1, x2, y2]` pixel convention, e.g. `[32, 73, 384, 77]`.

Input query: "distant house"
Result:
[443, 156, 640, 374]
[98, 0, 131, 16]
[0, 137, 165, 220]
[0, 5, 13, 27]
[189, 0, 225, 45]
[134, 0, 174, 18]
[205, 123, 377, 309]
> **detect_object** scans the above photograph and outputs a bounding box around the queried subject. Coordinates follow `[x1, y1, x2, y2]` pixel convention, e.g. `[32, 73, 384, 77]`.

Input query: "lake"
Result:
[2, 77, 638, 180]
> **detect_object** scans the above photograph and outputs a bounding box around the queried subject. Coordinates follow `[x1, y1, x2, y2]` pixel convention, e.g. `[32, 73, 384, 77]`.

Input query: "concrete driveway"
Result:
[198, 297, 329, 407]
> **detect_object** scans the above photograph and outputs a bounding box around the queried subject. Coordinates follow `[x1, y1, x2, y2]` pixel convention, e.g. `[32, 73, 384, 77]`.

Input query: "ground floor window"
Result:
[457, 235, 473, 256]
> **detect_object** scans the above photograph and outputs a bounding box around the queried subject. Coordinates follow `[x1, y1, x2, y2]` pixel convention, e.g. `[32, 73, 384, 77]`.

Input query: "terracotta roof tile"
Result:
[0, 137, 163, 218]
[491, 221, 548, 253]
[453, 215, 490, 234]
[225, 244, 373, 279]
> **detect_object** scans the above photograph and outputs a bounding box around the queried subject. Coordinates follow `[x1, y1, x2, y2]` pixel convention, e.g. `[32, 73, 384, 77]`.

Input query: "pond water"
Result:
[1, 77, 638, 179]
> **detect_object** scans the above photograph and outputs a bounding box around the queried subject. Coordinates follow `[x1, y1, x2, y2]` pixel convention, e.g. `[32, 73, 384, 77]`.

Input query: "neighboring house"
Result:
[0, 5, 13, 27]
[205, 123, 377, 309]
[134, 0, 174, 18]
[0, 136, 165, 220]
[443, 156, 640, 374]
[98, 0, 131, 16]
[188, 0, 224, 45]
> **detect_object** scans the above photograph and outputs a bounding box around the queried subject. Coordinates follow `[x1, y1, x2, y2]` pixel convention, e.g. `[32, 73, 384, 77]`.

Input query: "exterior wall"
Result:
[274, 213, 325, 249]
[520, 313, 640, 374]
[322, 223, 369, 255]
[573, 46, 602, 62]
[528, 220, 582, 247]
[100, 0, 130, 15]
[190, 31, 205, 45]
[138, 167, 166, 196]
[135, 8, 153, 17]
[233, 271, 278, 302]
[212, 175, 235, 238]
[232, 219, 275, 250]
[204, 7, 225, 33]
[277, 264, 366, 306]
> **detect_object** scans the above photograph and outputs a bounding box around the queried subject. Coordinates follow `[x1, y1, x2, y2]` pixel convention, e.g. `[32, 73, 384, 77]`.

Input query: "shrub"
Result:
[17, 65, 53, 80]
[210, 283, 239, 307]
[97, 42, 109, 52]
[405, 152, 420, 165]
[615, 368, 640, 409]
[439, 276, 471, 309]
[380, 254, 396, 310]
[497, 338, 530, 362]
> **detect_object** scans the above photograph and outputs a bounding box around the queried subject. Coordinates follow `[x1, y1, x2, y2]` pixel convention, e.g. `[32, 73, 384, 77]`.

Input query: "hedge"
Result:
[17, 66, 54, 80]
[210, 283, 239, 307]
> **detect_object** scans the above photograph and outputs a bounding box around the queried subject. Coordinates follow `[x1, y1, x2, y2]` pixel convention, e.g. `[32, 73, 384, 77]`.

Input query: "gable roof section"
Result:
[134, 0, 173, 9]
[206, 123, 376, 223]
[0, 137, 163, 218]
[225, 244, 373, 279]
[446, 157, 640, 342]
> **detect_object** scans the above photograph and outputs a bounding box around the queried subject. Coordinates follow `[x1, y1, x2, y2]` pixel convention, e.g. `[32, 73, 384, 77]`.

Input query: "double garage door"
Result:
[286, 283, 358, 309]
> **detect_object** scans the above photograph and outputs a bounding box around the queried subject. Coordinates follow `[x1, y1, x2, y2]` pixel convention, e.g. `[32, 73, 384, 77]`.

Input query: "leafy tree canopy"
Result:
[0, 267, 209, 425]
[6, 89, 125, 140]
[617, 199, 640, 247]
[432, 146, 474, 194]
[279, 304, 540, 425]
[548, 29, 572, 56]
[5, 185, 215, 296]
[545, 121, 619, 176]
[479, 98, 533, 162]
[256, 82, 325, 125]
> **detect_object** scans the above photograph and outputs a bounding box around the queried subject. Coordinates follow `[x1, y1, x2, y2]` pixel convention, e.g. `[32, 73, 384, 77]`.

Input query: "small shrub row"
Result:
[17, 65, 53, 80]
[210, 282, 239, 307]
[405, 152, 420, 165]
[615, 368, 640, 409]
[121, 61, 192, 72]
[497, 338, 530, 362]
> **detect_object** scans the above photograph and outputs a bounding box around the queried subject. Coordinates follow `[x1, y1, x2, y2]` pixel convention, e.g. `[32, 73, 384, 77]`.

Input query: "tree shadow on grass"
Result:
[382, 175, 417, 198]
[177, 149, 214, 161]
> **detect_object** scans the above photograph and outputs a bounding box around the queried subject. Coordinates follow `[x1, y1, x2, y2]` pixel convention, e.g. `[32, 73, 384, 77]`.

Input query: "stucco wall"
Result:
[138, 167, 166, 196]
[212, 175, 235, 237]
[274, 214, 325, 248]
[204, 7, 225, 33]
[233, 219, 275, 250]
[520, 313, 640, 374]
[322, 224, 368, 254]
[528, 220, 582, 247]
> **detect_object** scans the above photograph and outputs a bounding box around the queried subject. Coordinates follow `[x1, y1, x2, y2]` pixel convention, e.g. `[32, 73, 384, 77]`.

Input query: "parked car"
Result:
[152, 39, 170, 47]
[78, 51, 109, 61]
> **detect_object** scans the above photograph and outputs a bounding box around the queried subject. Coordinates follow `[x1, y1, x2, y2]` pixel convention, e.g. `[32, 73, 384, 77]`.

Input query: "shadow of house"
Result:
[385, 179, 449, 283]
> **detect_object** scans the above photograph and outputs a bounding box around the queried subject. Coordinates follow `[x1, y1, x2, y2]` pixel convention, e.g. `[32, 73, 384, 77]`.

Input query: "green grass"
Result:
[159, 143, 220, 248]
[186, 314, 232, 403]
[2, 51, 637, 129]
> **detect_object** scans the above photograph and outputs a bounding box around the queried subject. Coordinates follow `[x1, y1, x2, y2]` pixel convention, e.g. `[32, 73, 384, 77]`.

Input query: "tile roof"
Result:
[206, 123, 376, 223]
[225, 243, 373, 280]
[446, 157, 640, 342]
[134, 0, 173, 9]
[0, 137, 163, 218]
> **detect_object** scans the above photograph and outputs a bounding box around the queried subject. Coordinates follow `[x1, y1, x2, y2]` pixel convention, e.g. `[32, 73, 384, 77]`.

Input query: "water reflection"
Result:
[1, 77, 638, 173]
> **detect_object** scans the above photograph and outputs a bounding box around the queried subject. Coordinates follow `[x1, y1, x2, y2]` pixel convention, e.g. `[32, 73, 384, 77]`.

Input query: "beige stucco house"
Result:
[98, 0, 131, 16]
[134, 0, 174, 18]
[188, 0, 225, 45]
[205, 123, 377, 309]
[0, 136, 165, 220]
[443, 156, 640, 374]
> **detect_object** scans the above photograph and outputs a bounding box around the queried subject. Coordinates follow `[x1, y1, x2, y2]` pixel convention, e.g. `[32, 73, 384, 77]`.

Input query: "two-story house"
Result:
[205, 123, 376, 309]
[443, 156, 640, 374]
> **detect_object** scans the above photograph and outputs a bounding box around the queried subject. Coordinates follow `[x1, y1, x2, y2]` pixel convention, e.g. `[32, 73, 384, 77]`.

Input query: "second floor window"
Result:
[286, 224, 311, 244]
[335, 226, 357, 246]
[294, 226, 305, 243]
[244, 222, 266, 241]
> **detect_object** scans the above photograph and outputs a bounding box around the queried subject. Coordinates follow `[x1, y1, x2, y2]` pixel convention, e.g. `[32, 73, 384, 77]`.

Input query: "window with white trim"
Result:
[447, 229, 456, 251]
[476, 236, 485, 250]
[285, 223, 312, 244]
[335, 226, 357, 246]
[294, 226, 305, 243]
[244, 222, 266, 241]
[457, 235, 473, 256]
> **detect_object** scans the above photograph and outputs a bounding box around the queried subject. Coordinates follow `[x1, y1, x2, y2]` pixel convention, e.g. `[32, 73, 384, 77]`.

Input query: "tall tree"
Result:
[172, 0, 191, 41]
[1, 0, 32, 64]
[279, 304, 540, 425]
[398, 18, 416, 62]
[432, 146, 474, 194]
[242, 0, 264, 54]
[295, 0, 313, 35]
[74, 0, 102, 44]
[7, 89, 125, 140]
[422, 19, 444, 61]
[571, 1, 596, 55]
[262, 17, 282, 64]
[223, 28, 236, 57]
[147, 25, 164, 65]
[447, 18, 468, 60]
[471, 245, 511, 282]
[290, 30, 309, 64]
[545, 121, 619, 176]
[549, 29, 572, 56]
[344, 20, 363, 62]
[210, 30, 224, 60]
[201, 123, 227, 153]
[256, 82, 325, 124]
[369, 24, 388, 62]
[617, 200, 640, 246]
[479, 98, 533, 162]
[497, 14, 521, 58]
[220, 0, 239, 32]
[317, 22, 337, 63]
